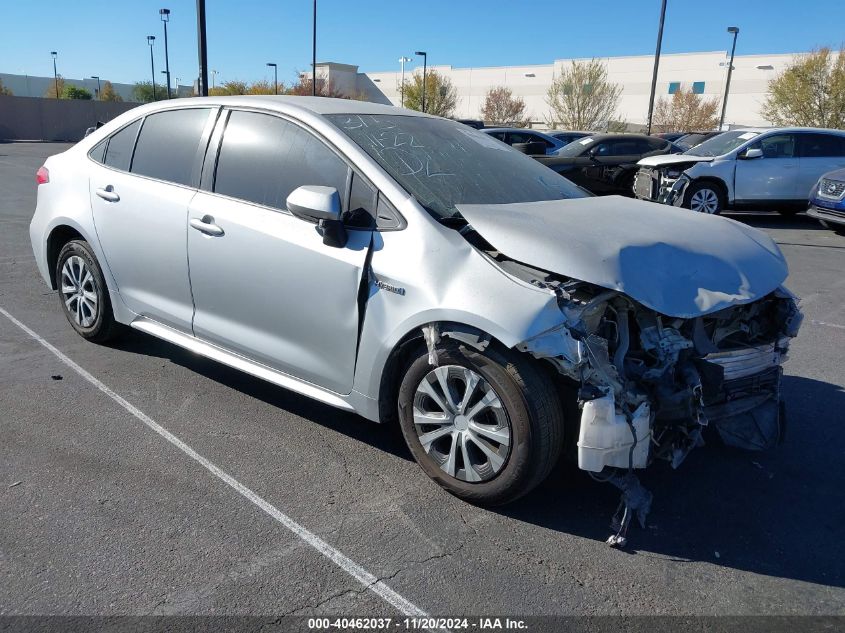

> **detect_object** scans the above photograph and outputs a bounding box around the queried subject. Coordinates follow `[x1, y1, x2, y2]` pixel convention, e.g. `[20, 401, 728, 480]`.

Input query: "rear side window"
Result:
[800, 133, 845, 157]
[213, 110, 349, 211]
[103, 119, 141, 171]
[131, 108, 211, 186]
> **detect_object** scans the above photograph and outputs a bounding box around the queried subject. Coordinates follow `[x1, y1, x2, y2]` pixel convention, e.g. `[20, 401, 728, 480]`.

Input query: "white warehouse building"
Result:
[317, 50, 800, 129]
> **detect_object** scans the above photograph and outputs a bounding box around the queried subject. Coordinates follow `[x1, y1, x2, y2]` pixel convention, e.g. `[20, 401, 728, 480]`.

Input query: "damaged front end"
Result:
[502, 258, 802, 544]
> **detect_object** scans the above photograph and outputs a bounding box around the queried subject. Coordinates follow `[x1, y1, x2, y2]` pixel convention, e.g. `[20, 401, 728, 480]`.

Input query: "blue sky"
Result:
[1, 0, 841, 87]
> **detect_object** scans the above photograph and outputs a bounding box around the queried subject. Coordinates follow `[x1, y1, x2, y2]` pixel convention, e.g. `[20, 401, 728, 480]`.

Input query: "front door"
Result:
[734, 133, 799, 201]
[187, 110, 373, 394]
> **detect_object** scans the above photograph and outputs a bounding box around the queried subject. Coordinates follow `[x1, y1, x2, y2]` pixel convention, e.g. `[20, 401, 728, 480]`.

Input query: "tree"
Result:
[0, 79, 13, 96]
[43, 78, 66, 99]
[481, 86, 528, 126]
[401, 70, 457, 117]
[546, 59, 622, 130]
[131, 81, 166, 103]
[652, 88, 719, 132]
[209, 79, 249, 96]
[762, 47, 845, 128]
[99, 81, 122, 102]
[287, 76, 346, 98]
[247, 79, 282, 95]
[62, 85, 92, 100]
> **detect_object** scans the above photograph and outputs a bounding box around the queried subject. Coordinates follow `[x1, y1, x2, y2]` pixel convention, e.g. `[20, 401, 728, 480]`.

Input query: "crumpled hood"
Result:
[637, 153, 714, 167]
[456, 196, 788, 318]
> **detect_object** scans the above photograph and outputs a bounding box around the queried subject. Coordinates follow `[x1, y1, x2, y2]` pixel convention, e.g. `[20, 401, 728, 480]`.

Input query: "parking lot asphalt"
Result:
[1, 142, 844, 618]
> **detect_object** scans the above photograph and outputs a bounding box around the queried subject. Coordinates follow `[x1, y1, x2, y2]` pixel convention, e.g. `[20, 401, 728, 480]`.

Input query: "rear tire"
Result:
[683, 181, 725, 214]
[56, 240, 120, 343]
[397, 343, 565, 506]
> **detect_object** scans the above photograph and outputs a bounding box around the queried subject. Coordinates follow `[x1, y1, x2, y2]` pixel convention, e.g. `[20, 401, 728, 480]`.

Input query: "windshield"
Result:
[556, 136, 595, 157]
[327, 114, 587, 219]
[684, 130, 758, 157]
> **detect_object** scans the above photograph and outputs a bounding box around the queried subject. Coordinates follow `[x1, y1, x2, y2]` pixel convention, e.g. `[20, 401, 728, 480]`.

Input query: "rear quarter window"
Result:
[102, 119, 142, 171]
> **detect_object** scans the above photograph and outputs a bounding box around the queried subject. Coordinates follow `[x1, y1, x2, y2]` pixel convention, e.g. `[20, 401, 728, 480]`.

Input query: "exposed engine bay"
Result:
[455, 219, 803, 546]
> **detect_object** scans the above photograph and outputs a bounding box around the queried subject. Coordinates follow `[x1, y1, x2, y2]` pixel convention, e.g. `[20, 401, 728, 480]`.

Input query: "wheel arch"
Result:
[688, 176, 729, 203]
[46, 223, 88, 289]
[375, 320, 568, 426]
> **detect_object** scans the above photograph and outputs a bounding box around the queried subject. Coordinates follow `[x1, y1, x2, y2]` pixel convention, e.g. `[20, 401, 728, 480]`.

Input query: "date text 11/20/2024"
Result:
[308, 617, 528, 630]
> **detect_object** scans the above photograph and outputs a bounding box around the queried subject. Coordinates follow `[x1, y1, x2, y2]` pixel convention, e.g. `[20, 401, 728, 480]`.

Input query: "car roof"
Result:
[129, 95, 438, 118]
[579, 133, 663, 142]
[547, 130, 594, 135]
[729, 126, 845, 135]
[482, 127, 552, 135]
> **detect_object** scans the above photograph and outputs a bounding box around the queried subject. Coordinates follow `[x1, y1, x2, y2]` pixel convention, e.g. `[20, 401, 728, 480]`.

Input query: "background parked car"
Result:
[481, 128, 567, 155]
[534, 133, 681, 195]
[673, 130, 724, 151]
[808, 167, 845, 234]
[654, 132, 687, 142]
[634, 127, 845, 215]
[546, 130, 594, 146]
[457, 119, 485, 130]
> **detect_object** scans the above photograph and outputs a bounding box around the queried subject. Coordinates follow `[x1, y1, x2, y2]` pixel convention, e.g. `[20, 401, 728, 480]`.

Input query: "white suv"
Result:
[634, 127, 845, 214]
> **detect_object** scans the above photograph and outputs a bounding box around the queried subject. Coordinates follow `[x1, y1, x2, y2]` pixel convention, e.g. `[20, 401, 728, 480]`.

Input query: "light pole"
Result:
[211, 69, 218, 89]
[175, 77, 181, 97]
[266, 63, 278, 95]
[51, 51, 59, 99]
[719, 26, 740, 130]
[312, 0, 317, 95]
[196, 0, 209, 96]
[160, 9, 172, 99]
[645, 0, 667, 135]
[147, 36, 157, 100]
[91, 75, 101, 99]
[415, 51, 427, 112]
[398, 56, 412, 107]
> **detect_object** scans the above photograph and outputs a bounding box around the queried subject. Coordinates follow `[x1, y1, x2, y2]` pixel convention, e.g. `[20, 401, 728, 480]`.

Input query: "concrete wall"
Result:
[352, 50, 803, 129]
[0, 95, 140, 141]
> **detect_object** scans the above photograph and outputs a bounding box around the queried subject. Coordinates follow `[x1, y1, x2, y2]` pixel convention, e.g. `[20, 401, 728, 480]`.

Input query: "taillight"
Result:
[36, 166, 49, 185]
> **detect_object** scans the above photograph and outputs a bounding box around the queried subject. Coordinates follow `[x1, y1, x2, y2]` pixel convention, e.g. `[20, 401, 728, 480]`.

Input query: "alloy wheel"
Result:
[60, 255, 99, 328]
[412, 365, 511, 483]
[689, 187, 720, 213]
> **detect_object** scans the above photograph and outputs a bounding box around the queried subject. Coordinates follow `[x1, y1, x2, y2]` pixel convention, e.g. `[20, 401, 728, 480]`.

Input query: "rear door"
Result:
[88, 107, 216, 331]
[187, 109, 375, 394]
[734, 132, 799, 202]
[798, 132, 845, 197]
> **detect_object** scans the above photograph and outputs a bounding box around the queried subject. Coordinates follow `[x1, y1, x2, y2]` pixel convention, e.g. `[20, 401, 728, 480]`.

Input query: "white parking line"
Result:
[0, 306, 429, 619]
[811, 319, 845, 331]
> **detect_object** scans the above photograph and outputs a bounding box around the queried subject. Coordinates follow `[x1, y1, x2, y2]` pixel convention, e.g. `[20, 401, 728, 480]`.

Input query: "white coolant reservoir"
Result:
[577, 395, 651, 472]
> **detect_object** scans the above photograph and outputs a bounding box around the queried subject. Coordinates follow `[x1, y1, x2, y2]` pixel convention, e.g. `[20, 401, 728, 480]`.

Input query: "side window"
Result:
[89, 139, 107, 163]
[214, 110, 349, 211]
[103, 119, 141, 171]
[749, 134, 797, 159]
[131, 108, 211, 186]
[800, 133, 845, 157]
[345, 172, 377, 229]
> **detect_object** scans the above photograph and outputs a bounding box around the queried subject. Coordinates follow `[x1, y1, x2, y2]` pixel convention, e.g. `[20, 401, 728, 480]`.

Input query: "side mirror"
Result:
[740, 147, 763, 160]
[286, 185, 347, 248]
[587, 146, 600, 159]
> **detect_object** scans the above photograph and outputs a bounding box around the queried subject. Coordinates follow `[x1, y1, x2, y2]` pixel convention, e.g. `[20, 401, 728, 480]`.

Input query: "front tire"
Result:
[683, 181, 725, 214]
[398, 343, 565, 506]
[56, 240, 120, 343]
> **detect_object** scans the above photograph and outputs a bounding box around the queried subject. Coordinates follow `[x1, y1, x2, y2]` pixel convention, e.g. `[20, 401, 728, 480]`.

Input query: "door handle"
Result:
[95, 186, 120, 202]
[190, 215, 224, 236]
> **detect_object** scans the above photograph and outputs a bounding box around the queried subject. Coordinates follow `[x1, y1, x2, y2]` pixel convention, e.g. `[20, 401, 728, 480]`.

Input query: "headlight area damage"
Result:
[454, 197, 803, 547]
[514, 263, 800, 547]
